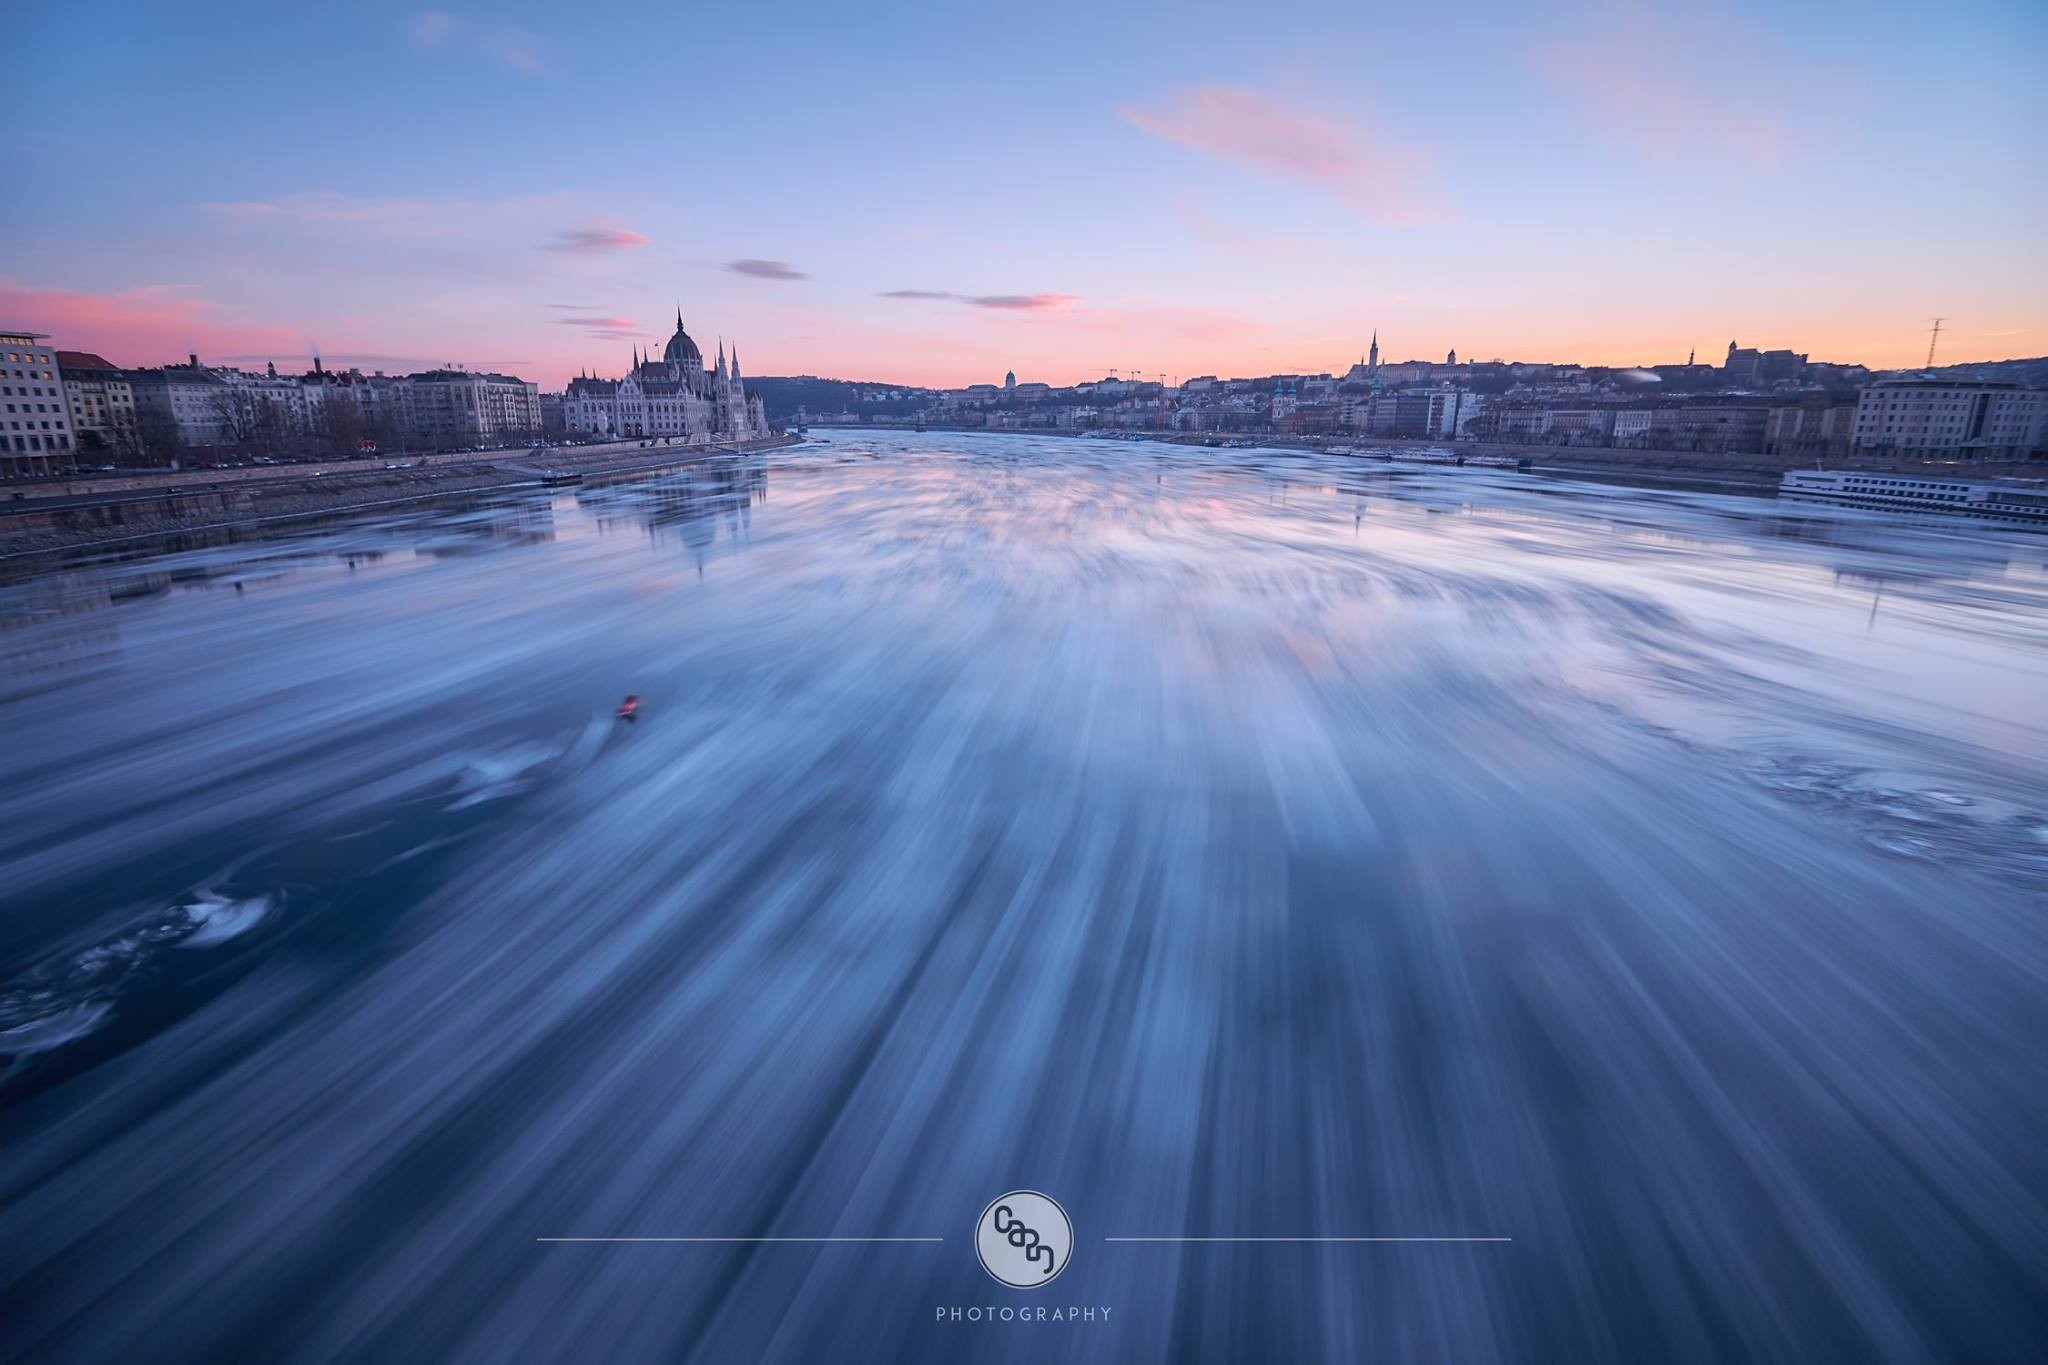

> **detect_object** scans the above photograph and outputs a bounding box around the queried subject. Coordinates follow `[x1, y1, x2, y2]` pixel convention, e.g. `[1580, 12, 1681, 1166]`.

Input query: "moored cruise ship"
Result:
[1778, 469, 2048, 528]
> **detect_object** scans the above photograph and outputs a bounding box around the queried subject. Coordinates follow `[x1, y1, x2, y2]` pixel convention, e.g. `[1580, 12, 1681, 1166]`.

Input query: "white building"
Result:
[1851, 379, 2048, 460]
[127, 356, 234, 452]
[125, 355, 539, 455]
[305, 365, 410, 449]
[1431, 388, 1488, 438]
[559, 310, 768, 443]
[57, 350, 140, 461]
[405, 369, 541, 447]
[2, 328, 74, 475]
[213, 361, 329, 444]
[1612, 409, 1655, 444]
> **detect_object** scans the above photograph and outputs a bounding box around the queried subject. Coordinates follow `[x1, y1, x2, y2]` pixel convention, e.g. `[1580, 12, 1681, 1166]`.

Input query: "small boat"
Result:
[541, 470, 583, 487]
[616, 694, 639, 721]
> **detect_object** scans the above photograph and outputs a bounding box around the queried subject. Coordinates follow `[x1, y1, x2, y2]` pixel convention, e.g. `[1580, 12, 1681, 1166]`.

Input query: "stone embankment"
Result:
[0, 434, 797, 559]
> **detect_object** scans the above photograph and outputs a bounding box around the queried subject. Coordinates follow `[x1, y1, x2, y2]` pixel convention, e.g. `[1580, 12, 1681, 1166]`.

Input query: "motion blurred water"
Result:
[1, 433, 2044, 1363]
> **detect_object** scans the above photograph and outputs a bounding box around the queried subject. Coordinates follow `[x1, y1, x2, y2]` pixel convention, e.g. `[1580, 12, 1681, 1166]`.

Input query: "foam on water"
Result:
[174, 892, 274, 949]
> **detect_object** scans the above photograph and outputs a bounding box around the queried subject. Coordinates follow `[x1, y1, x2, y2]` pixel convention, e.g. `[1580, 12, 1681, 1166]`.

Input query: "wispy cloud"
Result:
[406, 10, 544, 76]
[725, 259, 808, 281]
[877, 290, 1078, 311]
[549, 313, 645, 341]
[1119, 85, 1437, 226]
[200, 191, 570, 239]
[544, 221, 650, 253]
[1529, 2, 1784, 165]
[968, 294, 1077, 311]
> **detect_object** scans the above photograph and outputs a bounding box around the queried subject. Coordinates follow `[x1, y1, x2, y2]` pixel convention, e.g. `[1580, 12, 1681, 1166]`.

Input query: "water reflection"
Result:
[0, 434, 2044, 1363]
[0, 573, 124, 701]
[576, 454, 769, 565]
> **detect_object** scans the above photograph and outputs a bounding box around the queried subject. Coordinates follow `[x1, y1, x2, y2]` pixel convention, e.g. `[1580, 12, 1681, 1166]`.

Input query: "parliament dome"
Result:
[663, 310, 702, 365]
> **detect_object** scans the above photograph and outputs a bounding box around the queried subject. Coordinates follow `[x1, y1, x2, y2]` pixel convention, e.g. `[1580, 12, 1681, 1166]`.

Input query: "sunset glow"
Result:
[3, 0, 2042, 389]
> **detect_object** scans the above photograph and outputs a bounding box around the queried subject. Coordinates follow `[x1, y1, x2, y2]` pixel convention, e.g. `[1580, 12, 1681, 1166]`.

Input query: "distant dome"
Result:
[664, 311, 702, 365]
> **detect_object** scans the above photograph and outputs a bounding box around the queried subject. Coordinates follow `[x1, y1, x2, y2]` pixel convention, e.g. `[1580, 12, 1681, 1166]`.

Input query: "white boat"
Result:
[1778, 469, 2048, 528]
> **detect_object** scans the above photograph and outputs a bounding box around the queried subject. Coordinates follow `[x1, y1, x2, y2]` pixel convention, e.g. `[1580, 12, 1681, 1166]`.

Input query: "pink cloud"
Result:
[0, 279, 303, 367]
[550, 313, 647, 342]
[545, 221, 651, 253]
[1120, 86, 1437, 226]
[1530, 3, 1784, 164]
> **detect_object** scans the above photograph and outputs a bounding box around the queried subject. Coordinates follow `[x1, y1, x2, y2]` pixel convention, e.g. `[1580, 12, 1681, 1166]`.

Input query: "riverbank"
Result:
[832, 423, 2041, 490]
[0, 434, 797, 560]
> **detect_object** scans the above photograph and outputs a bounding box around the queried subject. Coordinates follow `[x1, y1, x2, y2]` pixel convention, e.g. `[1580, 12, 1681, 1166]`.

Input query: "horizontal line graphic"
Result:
[536, 1236, 945, 1244]
[1104, 1236, 1512, 1243]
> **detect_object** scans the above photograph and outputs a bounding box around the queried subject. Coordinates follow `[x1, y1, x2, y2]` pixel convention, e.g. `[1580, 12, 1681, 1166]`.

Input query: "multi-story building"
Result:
[1442, 390, 1488, 439]
[1385, 387, 1485, 439]
[128, 357, 234, 451]
[56, 351, 141, 462]
[1612, 409, 1655, 445]
[2, 328, 74, 475]
[1488, 405, 1553, 442]
[1764, 401, 1856, 460]
[304, 364, 410, 450]
[406, 369, 541, 447]
[1546, 407, 1617, 443]
[1646, 402, 1769, 452]
[213, 362, 329, 446]
[1484, 399, 1767, 453]
[1850, 379, 2047, 460]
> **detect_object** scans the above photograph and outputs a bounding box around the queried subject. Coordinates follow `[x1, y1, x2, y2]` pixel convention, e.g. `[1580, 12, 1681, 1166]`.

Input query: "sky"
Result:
[2, 0, 2043, 390]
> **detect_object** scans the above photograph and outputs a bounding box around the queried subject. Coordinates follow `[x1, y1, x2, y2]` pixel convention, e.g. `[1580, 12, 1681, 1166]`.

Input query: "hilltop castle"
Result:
[560, 309, 769, 442]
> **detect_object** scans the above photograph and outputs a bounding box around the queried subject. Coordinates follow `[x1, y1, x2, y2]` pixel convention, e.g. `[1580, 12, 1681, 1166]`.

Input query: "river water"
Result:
[2, 433, 2044, 1363]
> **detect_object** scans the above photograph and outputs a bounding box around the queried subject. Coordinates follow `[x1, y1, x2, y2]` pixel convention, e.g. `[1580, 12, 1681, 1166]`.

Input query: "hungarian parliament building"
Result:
[559, 310, 769, 442]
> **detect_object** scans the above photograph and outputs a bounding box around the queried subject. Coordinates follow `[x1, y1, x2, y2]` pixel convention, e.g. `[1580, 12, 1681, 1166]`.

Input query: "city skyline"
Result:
[3, 0, 2044, 391]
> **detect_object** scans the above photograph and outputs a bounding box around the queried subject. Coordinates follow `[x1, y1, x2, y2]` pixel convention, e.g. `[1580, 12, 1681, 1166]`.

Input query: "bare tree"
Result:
[208, 387, 261, 450]
[134, 405, 184, 467]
